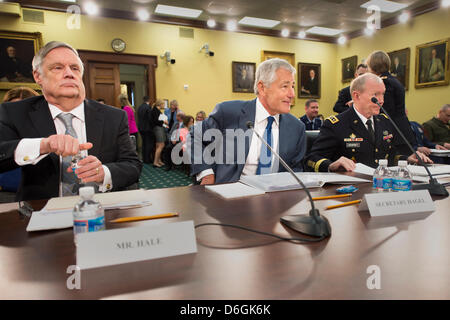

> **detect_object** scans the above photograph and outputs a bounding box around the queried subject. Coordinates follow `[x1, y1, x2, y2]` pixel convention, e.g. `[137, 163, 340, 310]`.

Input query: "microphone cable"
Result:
[195, 222, 326, 244]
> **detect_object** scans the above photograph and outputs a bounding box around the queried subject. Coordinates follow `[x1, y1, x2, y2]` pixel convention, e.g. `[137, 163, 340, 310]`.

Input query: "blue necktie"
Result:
[256, 116, 275, 175]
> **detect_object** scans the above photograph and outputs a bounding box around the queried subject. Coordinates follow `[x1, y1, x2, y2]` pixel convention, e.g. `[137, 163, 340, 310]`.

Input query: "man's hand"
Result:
[435, 144, 447, 150]
[69, 155, 104, 184]
[40, 134, 92, 157]
[328, 156, 356, 172]
[443, 143, 450, 149]
[200, 174, 215, 185]
[417, 146, 431, 155]
[407, 151, 433, 164]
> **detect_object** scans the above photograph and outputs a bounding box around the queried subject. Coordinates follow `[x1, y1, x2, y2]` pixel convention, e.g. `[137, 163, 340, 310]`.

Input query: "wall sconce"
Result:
[199, 43, 214, 57]
[160, 51, 176, 64]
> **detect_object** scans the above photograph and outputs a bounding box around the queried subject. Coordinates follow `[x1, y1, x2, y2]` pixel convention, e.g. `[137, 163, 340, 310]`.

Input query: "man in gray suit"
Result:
[190, 58, 306, 185]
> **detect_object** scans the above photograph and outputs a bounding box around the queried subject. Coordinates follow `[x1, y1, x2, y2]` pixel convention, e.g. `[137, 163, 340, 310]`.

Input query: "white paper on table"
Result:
[354, 163, 376, 176]
[406, 165, 450, 177]
[43, 189, 151, 211]
[205, 182, 266, 199]
[26, 209, 73, 232]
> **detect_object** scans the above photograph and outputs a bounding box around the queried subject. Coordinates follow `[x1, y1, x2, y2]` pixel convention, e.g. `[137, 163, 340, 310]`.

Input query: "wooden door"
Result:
[88, 62, 120, 107]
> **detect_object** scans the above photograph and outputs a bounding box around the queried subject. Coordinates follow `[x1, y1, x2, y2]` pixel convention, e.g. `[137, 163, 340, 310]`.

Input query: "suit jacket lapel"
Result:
[84, 100, 104, 157]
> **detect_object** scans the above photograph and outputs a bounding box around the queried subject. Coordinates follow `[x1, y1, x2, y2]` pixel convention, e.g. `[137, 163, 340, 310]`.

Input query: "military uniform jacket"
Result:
[305, 107, 409, 172]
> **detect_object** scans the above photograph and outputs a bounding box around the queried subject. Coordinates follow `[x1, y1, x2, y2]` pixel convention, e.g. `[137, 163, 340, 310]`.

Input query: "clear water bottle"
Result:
[392, 160, 412, 191]
[70, 151, 84, 184]
[73, 186, 105, 244]
[373, 159, 392, 192]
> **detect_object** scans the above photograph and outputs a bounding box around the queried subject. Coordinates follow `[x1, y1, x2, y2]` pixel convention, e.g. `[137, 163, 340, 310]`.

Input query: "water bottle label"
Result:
[392, 179, 412, 191]
[74, 216, 105, 234]
[382, 178, 392, 190]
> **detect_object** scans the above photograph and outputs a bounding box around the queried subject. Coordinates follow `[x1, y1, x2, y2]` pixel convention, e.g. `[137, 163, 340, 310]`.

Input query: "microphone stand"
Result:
[247, 121, 331, 238]
[371, 97, 448, 197]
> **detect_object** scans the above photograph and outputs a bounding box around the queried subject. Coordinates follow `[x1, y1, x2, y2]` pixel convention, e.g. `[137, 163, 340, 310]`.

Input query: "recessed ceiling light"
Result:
[298, 31, 306, 39]
[398, 12, 409, 23]
[281, 29, 290, 37]
[306, 26, 342, 36]
[84, 2, 99, 16]
[207, 18, 216, 28]
[238, 16, 280, 28]
[360, 0, 408, 13]
[442, 0, 450, 7]
[338, 36, 347, 45]
[227, 20, 237, 31]
[155, 4, 202, 19]
[137, 9, 149, 21]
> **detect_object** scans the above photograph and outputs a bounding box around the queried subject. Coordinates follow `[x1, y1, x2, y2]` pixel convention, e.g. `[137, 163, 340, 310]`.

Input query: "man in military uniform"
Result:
[305, 73, 431, 172]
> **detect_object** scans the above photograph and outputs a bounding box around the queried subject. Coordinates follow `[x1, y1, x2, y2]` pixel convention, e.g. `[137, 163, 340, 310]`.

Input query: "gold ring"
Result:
[96, 167, 99, 174]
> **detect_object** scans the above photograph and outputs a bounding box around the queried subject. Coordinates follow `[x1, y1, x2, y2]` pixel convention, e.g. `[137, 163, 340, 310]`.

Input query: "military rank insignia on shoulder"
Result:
[326, 115, 339, 124]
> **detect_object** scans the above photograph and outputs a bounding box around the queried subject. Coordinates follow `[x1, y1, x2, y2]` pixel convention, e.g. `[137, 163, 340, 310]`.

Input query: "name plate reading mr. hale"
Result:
[76, 220, 197, 270]
[358, 190, 435, 217]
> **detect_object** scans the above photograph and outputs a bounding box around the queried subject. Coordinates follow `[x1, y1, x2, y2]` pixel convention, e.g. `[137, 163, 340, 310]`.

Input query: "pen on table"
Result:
[312, 194, 352, 201]
[110, 212, 179, 223]
[326, 200, 361, 210]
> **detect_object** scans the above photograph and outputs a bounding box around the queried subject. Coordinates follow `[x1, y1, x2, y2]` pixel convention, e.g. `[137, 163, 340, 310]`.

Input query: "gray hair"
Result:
[254, 58, 296, 95]
[350, 73, 383, 94]
[440, 104, 450, 112]
[32, 41, 84, 74]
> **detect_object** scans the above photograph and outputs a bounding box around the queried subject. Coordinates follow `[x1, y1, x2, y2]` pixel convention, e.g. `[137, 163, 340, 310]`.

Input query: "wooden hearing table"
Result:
[0, 179, 449, 299]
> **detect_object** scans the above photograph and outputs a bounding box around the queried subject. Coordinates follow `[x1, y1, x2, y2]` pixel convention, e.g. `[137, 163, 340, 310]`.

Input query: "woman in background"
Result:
[150, 99, 168, 167]
[118, 94, 139, 143]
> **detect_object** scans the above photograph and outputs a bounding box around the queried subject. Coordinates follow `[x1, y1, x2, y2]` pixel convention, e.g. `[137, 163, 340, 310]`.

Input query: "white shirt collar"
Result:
[48, 102, 85, 122]
[255, 98, 279, 126]
[353, 106, 373, 125]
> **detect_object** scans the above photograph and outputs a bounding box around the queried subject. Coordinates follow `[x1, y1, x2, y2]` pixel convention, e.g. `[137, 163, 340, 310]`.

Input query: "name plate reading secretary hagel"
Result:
[358, 190, 435, 217]
[76, 220, 197, 270]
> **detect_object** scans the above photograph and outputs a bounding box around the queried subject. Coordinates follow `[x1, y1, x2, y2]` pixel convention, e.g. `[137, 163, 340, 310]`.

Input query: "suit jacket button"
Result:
[106, 184, 111, 190]
[23, 156, 30, 161]
[375, 159, 378, 163]
[375, 148, 378, 152]
[352, 149, 355, 152]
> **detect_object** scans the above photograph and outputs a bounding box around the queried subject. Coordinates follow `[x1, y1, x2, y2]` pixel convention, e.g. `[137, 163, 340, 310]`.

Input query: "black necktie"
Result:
[366, 119, 375, 143]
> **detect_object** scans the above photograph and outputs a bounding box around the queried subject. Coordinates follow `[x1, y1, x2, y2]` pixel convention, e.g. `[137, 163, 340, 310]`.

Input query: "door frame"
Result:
[78, 50, 157, 104]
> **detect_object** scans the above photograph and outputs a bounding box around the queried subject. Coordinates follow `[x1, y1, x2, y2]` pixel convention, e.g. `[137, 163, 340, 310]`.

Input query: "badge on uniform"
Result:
[344, 133, 363, 142]
[383, 131, 393, 141]
[346, 142, 360, 148]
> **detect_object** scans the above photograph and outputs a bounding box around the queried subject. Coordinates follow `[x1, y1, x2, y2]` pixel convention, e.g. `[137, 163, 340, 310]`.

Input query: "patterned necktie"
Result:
[57, 113, 79, 196]
[366, 119, 375, 143]
[256, 116, 275, 175]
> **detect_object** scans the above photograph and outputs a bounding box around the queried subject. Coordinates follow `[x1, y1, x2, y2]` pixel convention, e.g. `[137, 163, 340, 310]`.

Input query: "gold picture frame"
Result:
[0, 30, 43, 90]
[232, 61, 256, 93]
[415, 38, 449, 88]
[387, 47, 410, 90]
[298, 62, 321, 99]
[341, 55, 357, 83]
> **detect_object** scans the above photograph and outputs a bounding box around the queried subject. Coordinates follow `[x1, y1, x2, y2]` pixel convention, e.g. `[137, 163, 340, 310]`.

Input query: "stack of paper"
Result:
[205, 182, 266, 199]
[430, 149, 450, 157]
[26, 189, 152, 232]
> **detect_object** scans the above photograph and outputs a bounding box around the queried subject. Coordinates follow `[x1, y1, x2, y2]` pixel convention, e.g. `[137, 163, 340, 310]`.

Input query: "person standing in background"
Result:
[119, 94, 138, 146]
[333, 63, 368, 114]
[137, 95, 154, 164]
[150, 99, 167, 168]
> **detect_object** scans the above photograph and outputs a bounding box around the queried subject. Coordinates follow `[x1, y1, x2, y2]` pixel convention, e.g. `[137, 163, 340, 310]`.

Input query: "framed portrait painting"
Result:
[415, 38, 449, 88]
[298, 62, 321, 99]
[0, 30, 43, 90]
[341, 55, 357, 83]
[232, 61, 256, 93]
[388, 48, 410, 90]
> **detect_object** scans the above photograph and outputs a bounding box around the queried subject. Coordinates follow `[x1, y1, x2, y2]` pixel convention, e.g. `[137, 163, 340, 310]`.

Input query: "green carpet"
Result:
[139, 164, 193, 189]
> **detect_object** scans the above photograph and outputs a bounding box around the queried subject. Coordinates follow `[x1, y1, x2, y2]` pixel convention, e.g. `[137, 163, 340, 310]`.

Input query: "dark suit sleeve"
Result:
[104, 110, 142, 191]
[304, 120, 337, 172]
[0, 102, 22, 172]
[333, 88, 350, 114]
[189, 104, 225, 176]
[290, 123, 306, 172]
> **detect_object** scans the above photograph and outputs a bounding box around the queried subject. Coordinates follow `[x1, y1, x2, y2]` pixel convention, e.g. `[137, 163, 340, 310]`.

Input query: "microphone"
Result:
[246, 121, 331, 238]
[370, 97, 448, 197]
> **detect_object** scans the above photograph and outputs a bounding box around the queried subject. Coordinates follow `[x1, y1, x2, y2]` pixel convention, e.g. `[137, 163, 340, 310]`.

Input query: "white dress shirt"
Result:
[353, 106, 374, 131]
[14, 102, 113, 196]
[197, 98, 279, 181]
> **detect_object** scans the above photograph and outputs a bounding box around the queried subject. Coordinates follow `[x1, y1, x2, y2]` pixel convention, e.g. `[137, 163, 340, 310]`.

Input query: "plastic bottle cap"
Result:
[79, 186, 95, 199]
[398, 160, 407, 167]
[379, 159, 388, 166]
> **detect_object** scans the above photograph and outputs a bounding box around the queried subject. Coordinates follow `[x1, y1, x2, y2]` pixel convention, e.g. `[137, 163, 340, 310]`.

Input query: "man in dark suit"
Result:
[306, 73, 431, 172]
[137, 95, 155, 164]
[333, 63, 367, 114]
[0, 41, 142, 201]
[301, 69, 318, 96]
[190, 58, 306, 185]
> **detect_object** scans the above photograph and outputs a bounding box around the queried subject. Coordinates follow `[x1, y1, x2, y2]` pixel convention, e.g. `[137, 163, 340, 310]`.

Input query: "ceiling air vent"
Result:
[179, 27, 194, 39]
[22, 9, 45, 24]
